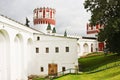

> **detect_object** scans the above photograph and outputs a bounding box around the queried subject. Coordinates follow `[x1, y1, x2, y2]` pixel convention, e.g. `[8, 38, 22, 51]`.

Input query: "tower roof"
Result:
[64, 30, 67, 37]
[46, 23, 51, 30]
[52, 27, 56, 33]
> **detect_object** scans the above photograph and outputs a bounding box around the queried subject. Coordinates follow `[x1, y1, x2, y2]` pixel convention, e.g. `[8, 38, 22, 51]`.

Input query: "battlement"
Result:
[87, 23, 104, 34]
[33, 7, 56, 25]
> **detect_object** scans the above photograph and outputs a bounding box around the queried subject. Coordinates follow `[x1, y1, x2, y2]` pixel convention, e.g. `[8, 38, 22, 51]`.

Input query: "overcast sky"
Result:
[0, 0, 91, 36]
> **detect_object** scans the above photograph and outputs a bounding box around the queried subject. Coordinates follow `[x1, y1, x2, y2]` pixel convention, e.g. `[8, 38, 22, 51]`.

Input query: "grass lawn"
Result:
[55, 66, 120, 80]
[78, 53, 120, 72]
[55, 53, 120, 80]
[32, 78, 45, 80]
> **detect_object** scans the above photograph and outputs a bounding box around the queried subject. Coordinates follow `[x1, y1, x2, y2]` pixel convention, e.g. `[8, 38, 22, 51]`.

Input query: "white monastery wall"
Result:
[28, 34, 78, 76]
[0, 15, 78, 80]
[77, 38, 97, 57]
[0, 15, 40, 80]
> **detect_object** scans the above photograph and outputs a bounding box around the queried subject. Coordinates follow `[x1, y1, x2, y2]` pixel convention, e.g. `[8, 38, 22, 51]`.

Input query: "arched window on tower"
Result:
[43, 21, 45, 24]
[43, 9, 45, 18]
[41, 21, 42, 24]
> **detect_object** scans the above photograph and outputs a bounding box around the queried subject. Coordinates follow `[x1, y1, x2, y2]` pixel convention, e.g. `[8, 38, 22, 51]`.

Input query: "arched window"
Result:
[43, 21, 45, 24]
[83, 43, 89, 54]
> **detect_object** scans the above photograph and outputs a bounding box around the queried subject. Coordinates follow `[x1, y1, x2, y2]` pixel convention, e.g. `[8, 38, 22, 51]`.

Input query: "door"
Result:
[48, 64, 57, 75]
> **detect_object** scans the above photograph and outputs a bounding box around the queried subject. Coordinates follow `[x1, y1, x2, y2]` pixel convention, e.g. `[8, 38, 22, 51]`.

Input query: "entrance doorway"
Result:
[48, 64, 57, 75]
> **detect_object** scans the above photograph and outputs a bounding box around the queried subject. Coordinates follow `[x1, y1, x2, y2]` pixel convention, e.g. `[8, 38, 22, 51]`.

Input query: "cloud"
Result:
[0, 0, 91, 36]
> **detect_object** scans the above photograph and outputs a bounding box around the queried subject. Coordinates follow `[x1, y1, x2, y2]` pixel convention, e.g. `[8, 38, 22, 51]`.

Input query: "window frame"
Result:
[37, 36, 40, 41]
[55, 47, 59, 53]
[62, 67, 66, 72]
[46, 47, 49, 53]
[36, 47, 39, 53]
[40, 67, 44, 72]
[65, 47, 69, 52]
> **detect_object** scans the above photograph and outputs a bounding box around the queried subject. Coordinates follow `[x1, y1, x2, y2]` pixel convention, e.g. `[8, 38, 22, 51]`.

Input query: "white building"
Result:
[0, 14, 78, 80]
[0, 7, 98, 80]
[32, 7, 98, 57]
[77, 37, 97, 57]
[29, 34, 78, 76]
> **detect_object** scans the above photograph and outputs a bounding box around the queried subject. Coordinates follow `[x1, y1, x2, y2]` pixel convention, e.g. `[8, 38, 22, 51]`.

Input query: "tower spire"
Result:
[52, 27, 56, 33]
[25, 17, 30, 27]
[46, 23, 52, 33]
[64, 30, 67, 37]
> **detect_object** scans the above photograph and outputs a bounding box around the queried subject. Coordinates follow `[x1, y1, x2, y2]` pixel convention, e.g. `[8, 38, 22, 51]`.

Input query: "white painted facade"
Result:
[28, 34, 78, 76]
[65, 35, 97, 57]
[0, 14, 42, 80]
[0, 14, 78, 80]
[77, 38, 97, 57]
[0, 6, 98, 80]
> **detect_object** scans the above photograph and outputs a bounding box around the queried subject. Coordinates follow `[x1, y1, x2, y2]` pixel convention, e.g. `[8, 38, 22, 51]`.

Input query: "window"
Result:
[36, 47, 39, 53]
[37, 36, 40, 40]
[41, 21, 42, 24]
[55, 47, 59, 53]
[62, 67, 66, 72]
[65, 47, 69, 52]
[43, 21, 45, 24]
[39, 21, 40, 24]
[46, 47, 49, 53]
[40, 67, 44, 72]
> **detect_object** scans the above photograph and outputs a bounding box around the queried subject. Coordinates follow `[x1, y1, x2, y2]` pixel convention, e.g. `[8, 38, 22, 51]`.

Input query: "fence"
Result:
[50, 68, 78, 79]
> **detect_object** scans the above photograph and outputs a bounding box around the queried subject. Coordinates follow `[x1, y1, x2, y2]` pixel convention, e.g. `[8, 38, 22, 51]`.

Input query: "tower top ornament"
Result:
[25, 17, 30, 27]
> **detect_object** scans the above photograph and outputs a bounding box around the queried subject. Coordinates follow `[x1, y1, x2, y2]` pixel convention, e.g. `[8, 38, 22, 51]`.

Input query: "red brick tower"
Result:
[86, 23, 105, 52]
[33, 7, 56, 33]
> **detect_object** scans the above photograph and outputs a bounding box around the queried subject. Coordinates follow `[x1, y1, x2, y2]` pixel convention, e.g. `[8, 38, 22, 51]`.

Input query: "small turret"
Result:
[64, 30, 67, 37]
[52, 27, 56, 35]
[25, 17, 30, 27]
[46, 23, 52, 33]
